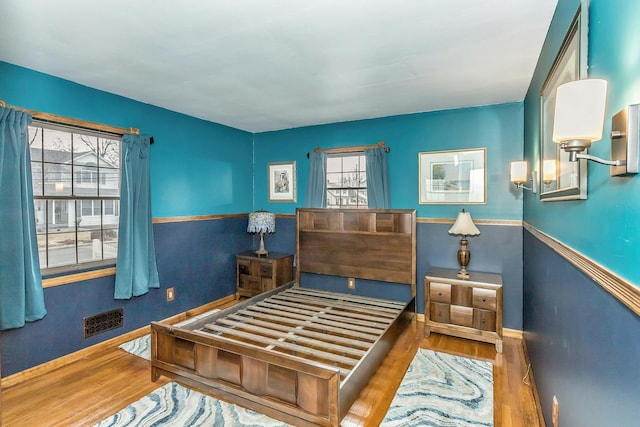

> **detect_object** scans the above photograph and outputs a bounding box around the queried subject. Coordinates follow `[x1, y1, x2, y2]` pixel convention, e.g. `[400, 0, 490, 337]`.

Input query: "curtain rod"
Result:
[0, 99, 145, 140]
[306, 141, 389, 158]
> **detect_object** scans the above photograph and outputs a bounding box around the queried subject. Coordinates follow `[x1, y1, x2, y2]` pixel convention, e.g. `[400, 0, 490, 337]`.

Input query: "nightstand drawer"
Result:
[473, 288, 497, 310]
[430, 302, 451, 323]
[451, 285, 473, 306]
[259, 262, 273, 278]
[430, 282, 451, 303]
[237, 260, 251, 275]
[473, 309, 496, 331]
[238, 274, 262, 292]
[450, 305, 473, 327]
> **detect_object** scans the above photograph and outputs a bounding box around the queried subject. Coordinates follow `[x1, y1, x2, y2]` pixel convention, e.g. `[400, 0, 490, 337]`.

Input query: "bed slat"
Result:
[273, 293, 398, 318]
[287, 287, 406, 310]
[235, 308, 380, 342]
[226, 314, 372, 349]
[256, 301, 389, 330]
[245, 304, 386, 335]
[215, 318, 366, 357]
[267, 295, 396, 325]
[202, 323, 358, 369]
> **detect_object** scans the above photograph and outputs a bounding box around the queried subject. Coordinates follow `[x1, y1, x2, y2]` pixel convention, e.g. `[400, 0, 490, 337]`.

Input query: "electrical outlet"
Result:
[166, 287, 175, 302]
[348, 277, 355, 289]
[552, 395, 559, 427]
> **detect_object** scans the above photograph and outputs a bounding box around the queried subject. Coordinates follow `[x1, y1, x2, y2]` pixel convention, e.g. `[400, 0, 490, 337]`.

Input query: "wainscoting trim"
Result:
[153, 213, 246, 223]
[524, 222, 640, 317]
[418, 217, 522, 226]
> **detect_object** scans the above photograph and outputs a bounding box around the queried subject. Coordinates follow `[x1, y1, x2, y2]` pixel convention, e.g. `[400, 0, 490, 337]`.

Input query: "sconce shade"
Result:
[247, 211, 275, 234]
[510, 161, 528, 183]
[543, 159, 557, 182]
[552, 79, 608, 144]
[448, 210, 480, 237]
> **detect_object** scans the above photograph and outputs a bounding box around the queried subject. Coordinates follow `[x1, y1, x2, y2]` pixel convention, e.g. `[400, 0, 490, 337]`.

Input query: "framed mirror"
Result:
[539, 1, 589, 201]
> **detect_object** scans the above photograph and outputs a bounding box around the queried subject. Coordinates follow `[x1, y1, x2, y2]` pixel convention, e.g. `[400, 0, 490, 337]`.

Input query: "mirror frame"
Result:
[539, 1, 589, 201]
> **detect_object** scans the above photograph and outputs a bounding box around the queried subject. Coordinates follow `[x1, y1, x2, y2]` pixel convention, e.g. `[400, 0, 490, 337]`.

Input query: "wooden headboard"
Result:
[296, 208, 416, 297]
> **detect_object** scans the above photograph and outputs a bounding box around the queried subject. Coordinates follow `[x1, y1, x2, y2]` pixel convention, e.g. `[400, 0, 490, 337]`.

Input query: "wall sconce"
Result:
[510, 161, 538, 193]
[448, 209, 480, 280]
[553, 79, 639, 176]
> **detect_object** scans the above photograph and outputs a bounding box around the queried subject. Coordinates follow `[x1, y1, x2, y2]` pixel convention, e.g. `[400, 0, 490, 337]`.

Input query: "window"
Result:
[29, 122, 121, 273]
[326, 153, 368, 208]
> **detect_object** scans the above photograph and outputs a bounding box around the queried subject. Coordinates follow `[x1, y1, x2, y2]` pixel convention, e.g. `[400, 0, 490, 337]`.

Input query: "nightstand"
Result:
[236, 251, 294, 298]
[425, 268, 503, 352]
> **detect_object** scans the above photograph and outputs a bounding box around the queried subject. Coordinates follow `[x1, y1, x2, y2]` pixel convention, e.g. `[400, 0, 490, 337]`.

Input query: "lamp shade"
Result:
[552, 79, 608, 143]
[448, 210, 480, 237]
[247, 211, 275, 234]
[510, 161, 528, 183]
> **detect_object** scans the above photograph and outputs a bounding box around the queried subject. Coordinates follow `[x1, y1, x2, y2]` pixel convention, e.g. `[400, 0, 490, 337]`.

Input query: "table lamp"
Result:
[448, 209, 480, 279]
[247, 211, 275, 256]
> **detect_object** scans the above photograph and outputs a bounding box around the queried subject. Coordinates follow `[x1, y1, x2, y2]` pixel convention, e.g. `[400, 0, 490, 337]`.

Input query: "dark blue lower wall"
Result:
[523, 229, 640, 426]
[1, 216, 251, 377]
[1, 215, 524, 377]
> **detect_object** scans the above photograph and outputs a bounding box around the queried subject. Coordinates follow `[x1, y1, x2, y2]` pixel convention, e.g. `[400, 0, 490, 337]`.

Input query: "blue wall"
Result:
[524, 0, 640, 286]
[523, 0, 640, 425]
[1, 66, 527, 374]
[253, 103, 525, 220]
[0, 61, 254, 218]
[2, 218, 251, 376]
[0, 62, 254, 376]
[524, 230, 640, 426]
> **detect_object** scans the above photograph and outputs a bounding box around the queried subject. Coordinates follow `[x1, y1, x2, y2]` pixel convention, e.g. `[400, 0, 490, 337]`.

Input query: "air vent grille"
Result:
[83, 308, 123, 338]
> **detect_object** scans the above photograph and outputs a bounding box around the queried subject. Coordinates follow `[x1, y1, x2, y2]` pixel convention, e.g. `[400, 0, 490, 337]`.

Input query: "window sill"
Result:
[42, 267, 116, 288]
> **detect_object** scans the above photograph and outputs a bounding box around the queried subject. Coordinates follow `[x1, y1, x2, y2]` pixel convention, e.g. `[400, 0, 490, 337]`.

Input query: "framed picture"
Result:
[419, 148, 486, 204]
[268, 161, 296, 203]
[539, 1, 588, 201]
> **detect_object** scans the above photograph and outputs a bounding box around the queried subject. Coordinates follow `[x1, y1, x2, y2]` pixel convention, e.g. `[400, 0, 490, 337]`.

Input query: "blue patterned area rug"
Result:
[94, 381, 292, 426]
[381, 348, 494, 427]
[118, 334, 151, 360]
[118, 309, 220, 361]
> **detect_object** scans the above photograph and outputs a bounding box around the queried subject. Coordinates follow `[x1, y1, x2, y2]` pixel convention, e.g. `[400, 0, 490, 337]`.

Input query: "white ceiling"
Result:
[0, 0, 557, 133]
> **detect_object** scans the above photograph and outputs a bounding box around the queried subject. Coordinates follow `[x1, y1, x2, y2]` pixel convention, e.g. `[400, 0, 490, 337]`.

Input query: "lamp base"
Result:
[255, 232, 269, 257]
[456, 238, 471, 280]
[457, 269, 470, 280]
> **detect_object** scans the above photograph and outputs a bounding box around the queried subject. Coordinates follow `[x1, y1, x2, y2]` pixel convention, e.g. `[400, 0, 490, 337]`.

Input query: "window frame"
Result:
[325, 151, 368, 209]
[29, 119, 123, 276]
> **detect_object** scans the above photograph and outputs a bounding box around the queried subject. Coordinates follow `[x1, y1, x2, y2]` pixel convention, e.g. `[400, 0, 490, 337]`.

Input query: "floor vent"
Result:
[84, 308, 124, 338]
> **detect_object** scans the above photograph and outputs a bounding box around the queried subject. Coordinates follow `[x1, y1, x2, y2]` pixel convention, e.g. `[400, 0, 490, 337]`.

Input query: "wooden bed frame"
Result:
[150, 208, 416, 426]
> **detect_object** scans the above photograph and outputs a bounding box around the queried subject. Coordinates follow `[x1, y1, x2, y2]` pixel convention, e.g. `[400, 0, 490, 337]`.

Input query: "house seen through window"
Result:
[29, 122, 121, 273]
[326, 152, 368, 208]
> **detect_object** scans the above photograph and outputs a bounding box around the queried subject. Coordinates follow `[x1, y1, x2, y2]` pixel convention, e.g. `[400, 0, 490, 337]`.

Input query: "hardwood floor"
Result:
[1, 311, 542, 426]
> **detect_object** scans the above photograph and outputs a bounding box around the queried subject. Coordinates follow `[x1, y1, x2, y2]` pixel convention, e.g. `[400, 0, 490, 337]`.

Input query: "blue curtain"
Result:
[0, 107, 47, 330]
[114, 134, 159, 299]
[365, 147, 390, 209]
[306, 151, 327, 208]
